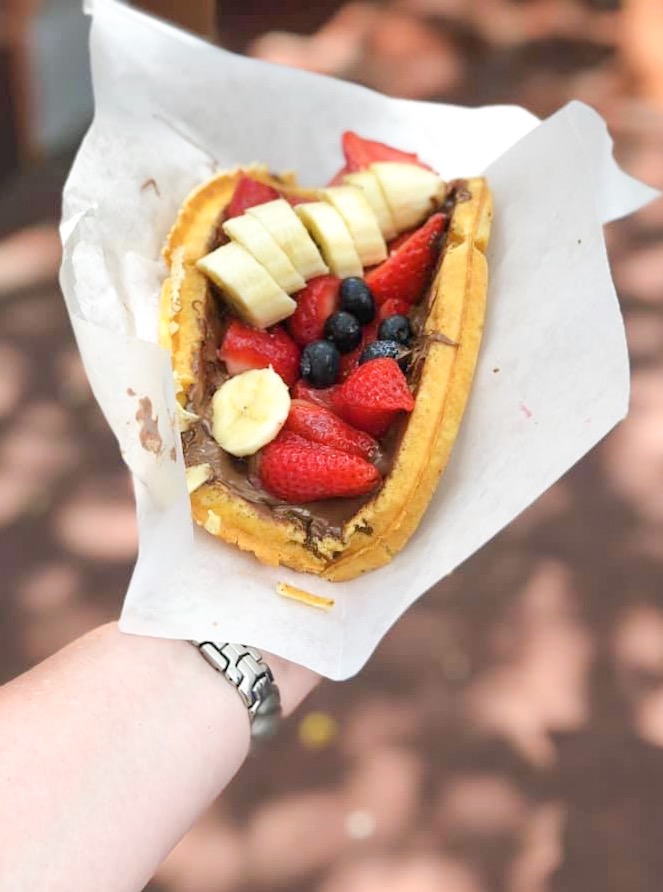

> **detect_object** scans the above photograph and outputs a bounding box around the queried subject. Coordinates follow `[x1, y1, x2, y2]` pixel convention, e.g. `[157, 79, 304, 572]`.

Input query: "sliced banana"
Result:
[211, 367, 290, 457]
[370, 162, 446, 233]
[197, 242, 296, 329]
[185, 463, 213, 494]
[222, 213, 305, 294]
[321, 185, 387, 267]
[175, 402, 200, 433]
[248, 199, 329, 280]
[295, 201, 363, 279]
[343, 170, 397, 241]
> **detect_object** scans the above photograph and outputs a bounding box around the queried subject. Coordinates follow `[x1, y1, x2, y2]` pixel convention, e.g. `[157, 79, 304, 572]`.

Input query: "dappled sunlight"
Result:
[604, 367, 663, 524]
[1, 1, 662, 890]
[319, 853, 483, 892]
[54, 478, 138, 562]
[464, 562, 593, 767]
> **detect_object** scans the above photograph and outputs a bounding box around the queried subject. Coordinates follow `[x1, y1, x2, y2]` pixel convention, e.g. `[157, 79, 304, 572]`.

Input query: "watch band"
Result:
[192, 642, 282, 747]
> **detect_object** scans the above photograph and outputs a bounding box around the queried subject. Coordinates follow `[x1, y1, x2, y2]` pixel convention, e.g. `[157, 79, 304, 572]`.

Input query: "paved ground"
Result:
[1, 2, 663, 890]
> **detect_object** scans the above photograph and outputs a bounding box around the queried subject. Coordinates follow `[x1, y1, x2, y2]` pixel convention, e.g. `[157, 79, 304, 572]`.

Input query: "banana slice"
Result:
[295, 201, 363, 279]
[248, 199, 329, 280]
[211, 367, 291, 457]
[185, 463, 213, 494]
[222, 214, 305, 294]
[343, 170, 397, 241]
[321, 186, 387, 267]
[196, 242, 296, 329]
[370, 162, 446, 233]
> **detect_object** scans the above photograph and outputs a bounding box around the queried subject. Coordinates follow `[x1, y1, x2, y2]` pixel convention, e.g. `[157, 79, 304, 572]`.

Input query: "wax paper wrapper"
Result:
[60, 0, 657, 679]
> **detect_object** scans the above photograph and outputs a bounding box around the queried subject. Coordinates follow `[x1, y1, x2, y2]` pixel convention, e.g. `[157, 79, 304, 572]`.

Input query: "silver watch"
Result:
[192, 642, 282, 747]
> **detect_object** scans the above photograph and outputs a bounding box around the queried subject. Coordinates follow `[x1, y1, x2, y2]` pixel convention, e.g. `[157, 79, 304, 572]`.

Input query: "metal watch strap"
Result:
[193, 642, 282, 746]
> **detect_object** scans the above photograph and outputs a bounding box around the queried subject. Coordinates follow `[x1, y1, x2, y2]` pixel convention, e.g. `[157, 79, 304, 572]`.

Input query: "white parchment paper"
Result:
[60, 0, 658, 679]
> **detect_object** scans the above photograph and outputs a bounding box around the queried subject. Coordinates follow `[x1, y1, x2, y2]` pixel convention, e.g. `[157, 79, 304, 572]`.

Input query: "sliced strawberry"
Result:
[219, 321, 301, 386]
[285, 194, 314, 207]
[387, 229, 416, 254]
[339, 345, 362, 380]
[291, 379, 338, 410]
[327, 164, 351, 186]
[342, 131, 434, 172]
[339, 319, 378, 380]
[332, 357, 414, 437]
[285, 400, 378, 461]
[259, 432, 381, 502]
[287, 275, 340, 346]
[379, 298, 411, 321]
[225, 175, 280, 220]
[366, 213, 445, 306]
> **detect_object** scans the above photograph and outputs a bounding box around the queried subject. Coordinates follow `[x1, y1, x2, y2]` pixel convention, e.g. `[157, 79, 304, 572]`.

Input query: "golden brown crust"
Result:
[161, 168, 492, 580]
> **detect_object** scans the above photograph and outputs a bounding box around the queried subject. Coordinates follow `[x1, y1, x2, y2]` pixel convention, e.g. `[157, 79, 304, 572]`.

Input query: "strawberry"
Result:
[291, 379, 338, 410]
[287, 275, 340, 345]
[365, 213, 445, 306]
[259, 432, 381, 502]
[225, 175, 280, 220]
[342, 131, 434, 172]
[332, 358, 414, 437]
[339, 344, 362, 381]
[285, 194, 314, 207]
[327, 164, 351, 186]
[285, 400, 378, 461]
[387, 229, 416, 254]
[339, 319, 379, 380]
[379, 298, 411, 321]
[219, 321, 301, 386]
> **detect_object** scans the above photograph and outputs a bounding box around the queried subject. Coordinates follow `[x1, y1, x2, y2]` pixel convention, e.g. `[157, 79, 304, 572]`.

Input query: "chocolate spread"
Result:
[182, 183, 465, 542]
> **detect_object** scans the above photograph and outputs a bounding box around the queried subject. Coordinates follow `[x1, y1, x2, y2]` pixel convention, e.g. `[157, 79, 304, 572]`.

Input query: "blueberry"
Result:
[340, 277, 376, 324]
[359, 339, 410, 371]
[300, 340, 340, 388]
[378, 314, 412, 345]
[324, 311, 362, 354]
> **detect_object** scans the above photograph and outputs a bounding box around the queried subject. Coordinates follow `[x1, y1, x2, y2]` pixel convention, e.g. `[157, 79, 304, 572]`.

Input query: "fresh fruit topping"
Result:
[370, 162, 446, 233]
[284, 400, 378, 460]
[285, 194, 314, 207]
[332, 357, 414, 436]
[295, 201, 363, 279]
[324, 310, 362, 354]
[339, 277, 376, 324]
[259, 432, 380, 502]
[328, 164, 351, 186]
[197, 242, 296, 329]
[321, 186, 387, 267]
[359, 339, 410, 371]
[339, 344, 362, 380]
[211, 367, 290, 457]
[287, 275, 340, 345]
[344, 170, 397, 241]
[219, 321, 301, 386]
[300, 340, 341, 388]
[291, 379, 338, 410]
[185, 463, 213, 495]
[387, 230, 416, 254]
[378, 314, 412, 345]
[378, 297, 410, 320]
[225, 175, 281, 220]
[342, 131, 433, 172]
[365, 213, 445, 306]
[248, 199, 329, 280]
[222, 214, 305, 294]
[339, 316, 380, 379]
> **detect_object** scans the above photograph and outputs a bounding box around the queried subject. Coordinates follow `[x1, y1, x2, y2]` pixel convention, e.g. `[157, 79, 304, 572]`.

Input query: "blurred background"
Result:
[1, 0, 663, 890]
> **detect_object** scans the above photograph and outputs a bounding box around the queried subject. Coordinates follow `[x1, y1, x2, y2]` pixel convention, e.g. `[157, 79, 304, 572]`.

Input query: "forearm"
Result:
[0, 623, 317, 892]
